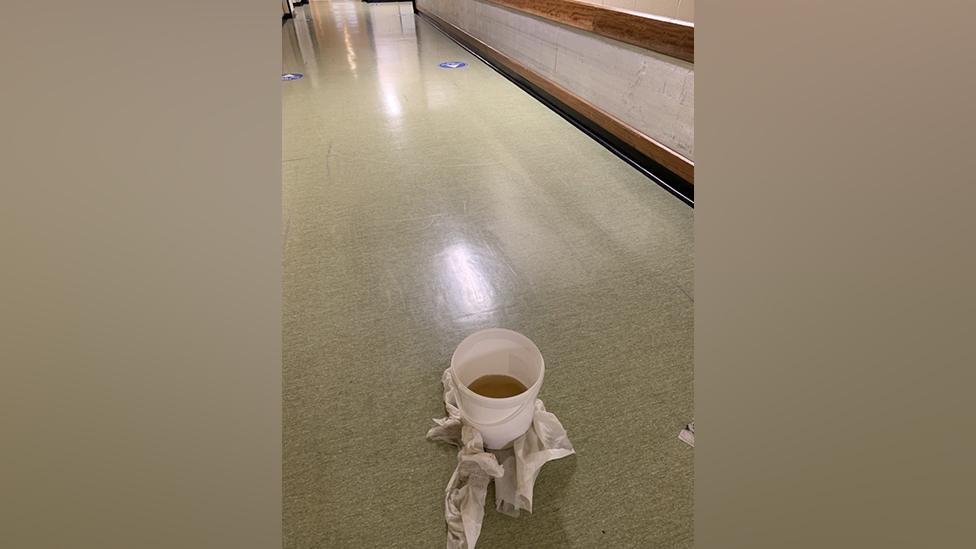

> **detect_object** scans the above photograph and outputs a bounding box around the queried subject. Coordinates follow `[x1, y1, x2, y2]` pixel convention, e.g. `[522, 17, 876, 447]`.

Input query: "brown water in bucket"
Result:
[467, 374, 528, 398]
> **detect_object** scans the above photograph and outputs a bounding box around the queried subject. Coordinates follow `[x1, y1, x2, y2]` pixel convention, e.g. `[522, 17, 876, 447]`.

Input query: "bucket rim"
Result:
[450, 328, 545, 406]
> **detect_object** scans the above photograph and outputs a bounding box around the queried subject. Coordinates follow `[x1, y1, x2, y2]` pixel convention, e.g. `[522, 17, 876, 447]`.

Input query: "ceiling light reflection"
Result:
[440, 243, 496, 317]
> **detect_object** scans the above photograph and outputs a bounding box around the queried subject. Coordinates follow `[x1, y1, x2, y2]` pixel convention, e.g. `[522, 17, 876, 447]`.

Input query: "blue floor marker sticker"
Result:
[438, 61, 467, 69]
[281, 73, 304, 81]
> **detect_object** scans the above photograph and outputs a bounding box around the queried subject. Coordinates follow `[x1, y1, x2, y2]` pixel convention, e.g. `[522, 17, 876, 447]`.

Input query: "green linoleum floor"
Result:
[283, 2, 693, 547]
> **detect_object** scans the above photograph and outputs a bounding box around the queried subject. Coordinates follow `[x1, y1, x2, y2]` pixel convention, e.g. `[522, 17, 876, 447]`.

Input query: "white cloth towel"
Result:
[427, 369, 575, 549]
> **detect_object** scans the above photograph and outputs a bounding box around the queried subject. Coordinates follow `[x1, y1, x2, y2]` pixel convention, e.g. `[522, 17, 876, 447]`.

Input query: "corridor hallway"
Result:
[282, 1, 693, 547]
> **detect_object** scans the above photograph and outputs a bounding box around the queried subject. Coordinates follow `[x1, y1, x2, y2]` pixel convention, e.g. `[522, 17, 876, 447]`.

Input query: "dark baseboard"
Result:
[415, 8, 693, 206]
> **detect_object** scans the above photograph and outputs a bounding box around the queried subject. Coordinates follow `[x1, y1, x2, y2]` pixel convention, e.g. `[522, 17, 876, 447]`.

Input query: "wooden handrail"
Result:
[482, 0, 694, 63]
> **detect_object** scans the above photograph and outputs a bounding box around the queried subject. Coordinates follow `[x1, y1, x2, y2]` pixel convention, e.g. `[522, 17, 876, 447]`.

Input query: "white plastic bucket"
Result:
[450, 328, 545, 450]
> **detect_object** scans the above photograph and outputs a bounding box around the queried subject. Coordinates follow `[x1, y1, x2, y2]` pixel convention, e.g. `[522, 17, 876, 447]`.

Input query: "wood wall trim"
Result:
[482, 0, 693, 63]
[419, 8, 694, 183]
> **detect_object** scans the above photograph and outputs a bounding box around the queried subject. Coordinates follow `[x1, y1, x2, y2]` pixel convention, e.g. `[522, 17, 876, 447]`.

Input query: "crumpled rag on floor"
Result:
[426, 369, 575, 549]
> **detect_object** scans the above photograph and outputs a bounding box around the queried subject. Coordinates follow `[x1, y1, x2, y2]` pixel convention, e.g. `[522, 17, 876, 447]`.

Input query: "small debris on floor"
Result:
[679, 421, 695, 447]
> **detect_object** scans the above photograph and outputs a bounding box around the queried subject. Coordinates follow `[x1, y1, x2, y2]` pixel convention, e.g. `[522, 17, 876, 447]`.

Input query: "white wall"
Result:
[417, 0, 694, 161]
